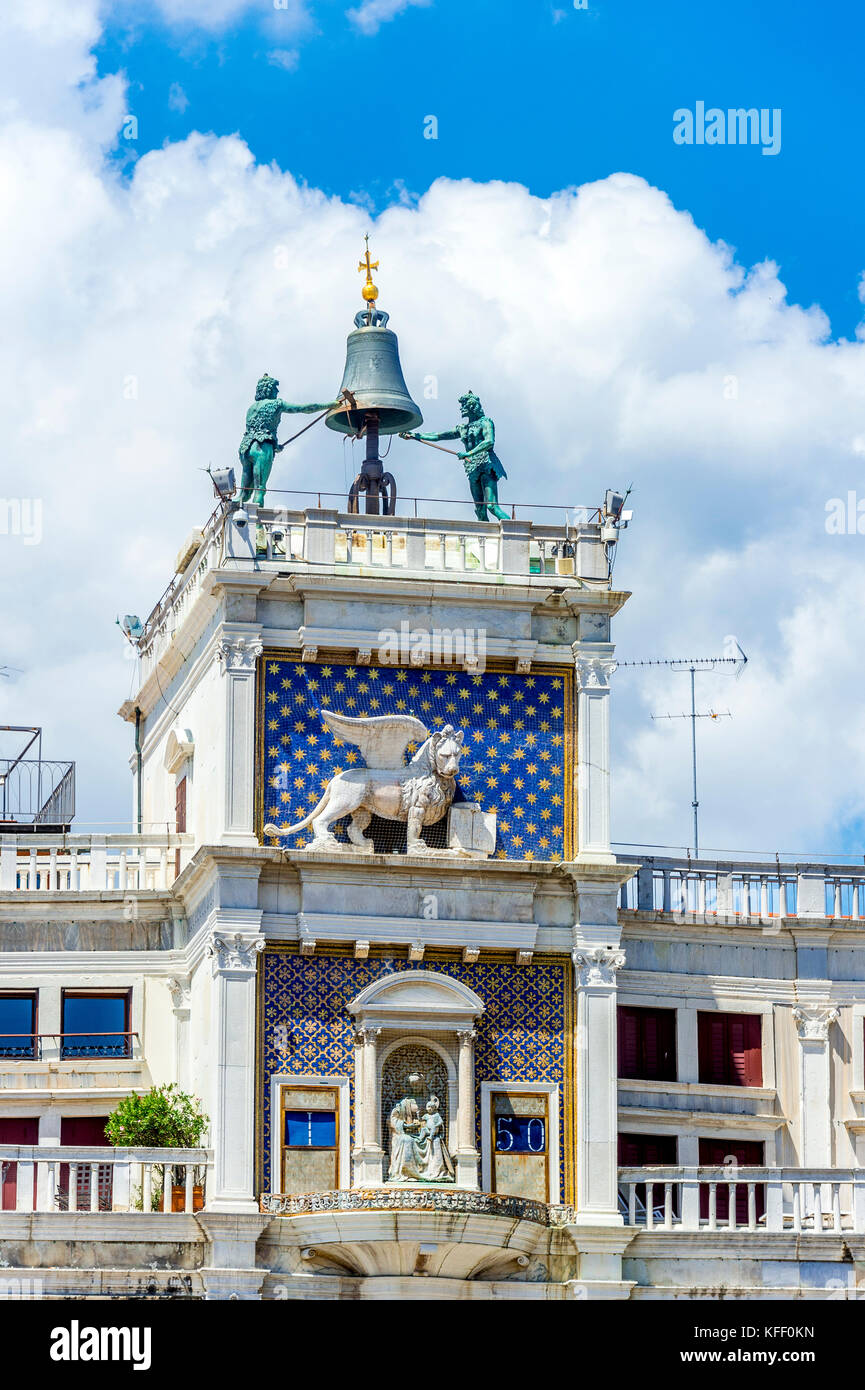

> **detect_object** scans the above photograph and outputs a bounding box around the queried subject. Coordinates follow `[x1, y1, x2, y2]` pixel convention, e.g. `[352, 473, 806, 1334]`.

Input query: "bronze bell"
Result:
[326, 306, 423, 439]
[327, 239, 423, 515]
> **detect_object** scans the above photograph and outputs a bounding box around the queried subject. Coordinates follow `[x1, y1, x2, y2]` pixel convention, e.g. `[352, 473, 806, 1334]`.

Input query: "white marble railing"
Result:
[619, 1166, 865, 1233]
[223, 506, 607, 580]
[0, 1146, 212, 1213]
[617, 854, 865, 923]
[0, 834, 195, 892]
[135, 503, 609, 675]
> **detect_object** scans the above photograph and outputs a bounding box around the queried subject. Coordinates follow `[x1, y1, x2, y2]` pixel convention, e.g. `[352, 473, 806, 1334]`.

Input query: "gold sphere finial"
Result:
[358, 232, 380, 307]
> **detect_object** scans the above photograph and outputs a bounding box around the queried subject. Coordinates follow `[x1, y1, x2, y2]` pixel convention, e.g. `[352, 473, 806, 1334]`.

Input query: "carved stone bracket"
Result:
[206, 932, 266, 972]
[793, 1005, 840, 1042]
[573, 654, 617, 692]
[166, 976, 191, 1013]
[216, 636, 263, 674]
[572, 946, 626, 988]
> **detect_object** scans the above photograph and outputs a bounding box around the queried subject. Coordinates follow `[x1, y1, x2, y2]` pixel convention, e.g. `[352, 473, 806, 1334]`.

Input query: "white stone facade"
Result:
[0, 504, 862, 1299]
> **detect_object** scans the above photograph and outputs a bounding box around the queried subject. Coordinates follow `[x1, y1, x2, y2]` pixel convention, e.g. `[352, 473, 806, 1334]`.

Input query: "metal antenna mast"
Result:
[617, 646, 747, 857]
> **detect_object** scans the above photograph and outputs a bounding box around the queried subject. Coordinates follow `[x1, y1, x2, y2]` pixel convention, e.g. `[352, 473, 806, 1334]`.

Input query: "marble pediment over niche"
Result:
[348, 970, 485, 1032]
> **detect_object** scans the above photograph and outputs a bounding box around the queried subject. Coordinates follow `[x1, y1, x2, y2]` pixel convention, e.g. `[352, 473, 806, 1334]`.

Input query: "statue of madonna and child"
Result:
[386, 1094, 455, 1184]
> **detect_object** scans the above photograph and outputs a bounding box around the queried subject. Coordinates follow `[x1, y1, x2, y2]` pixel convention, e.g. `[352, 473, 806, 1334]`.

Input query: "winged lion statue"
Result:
[264, 709, 467, 855]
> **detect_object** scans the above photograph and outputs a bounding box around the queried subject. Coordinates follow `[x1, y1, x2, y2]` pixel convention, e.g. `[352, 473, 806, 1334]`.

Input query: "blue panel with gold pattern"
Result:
[261, 953, 570, 1197]
[260, 656, 572, 861]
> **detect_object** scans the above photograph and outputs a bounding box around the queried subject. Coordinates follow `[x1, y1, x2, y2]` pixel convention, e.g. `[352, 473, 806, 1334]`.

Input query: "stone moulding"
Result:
[259, 1188, 577, 1227]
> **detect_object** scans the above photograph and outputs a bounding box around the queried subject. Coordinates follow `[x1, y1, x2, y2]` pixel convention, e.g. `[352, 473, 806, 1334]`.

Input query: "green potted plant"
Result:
[106, 1084, 209, 1211]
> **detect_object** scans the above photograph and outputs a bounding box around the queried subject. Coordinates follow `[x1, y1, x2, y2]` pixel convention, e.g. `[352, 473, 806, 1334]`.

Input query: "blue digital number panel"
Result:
[495, 1115, 546, 1153]
[284, 1110, 336, 1148]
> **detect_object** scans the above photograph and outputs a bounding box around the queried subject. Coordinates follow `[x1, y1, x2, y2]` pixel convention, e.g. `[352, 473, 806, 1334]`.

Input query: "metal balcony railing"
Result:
[0, 1032, 140, 1061]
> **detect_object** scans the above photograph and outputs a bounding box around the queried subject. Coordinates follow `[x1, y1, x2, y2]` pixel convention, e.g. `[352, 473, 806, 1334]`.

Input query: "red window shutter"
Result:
[644, 1014, 659, 1076]
[618, 1135, 641, 1166]
[699, 1013, 729, 1084]
[743, 1014, 762, 1087]
[0, 1118, 38, 1210]
[175, 777, 187, 833]
[618, 1008, 639, 1078]
[730, 1018, 747, 1084]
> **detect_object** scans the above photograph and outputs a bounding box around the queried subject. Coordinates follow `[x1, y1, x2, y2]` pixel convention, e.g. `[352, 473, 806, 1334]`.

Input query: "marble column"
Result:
[352, 1026, 384, 1185]
[216, 631, 263, 847]
[573, 646, 617, 863]
[455, 1028, 480, 1190]
[573, 946, 626, 1226]
[793, 1005, 839, 1166]
[206, 928, 265, 1212]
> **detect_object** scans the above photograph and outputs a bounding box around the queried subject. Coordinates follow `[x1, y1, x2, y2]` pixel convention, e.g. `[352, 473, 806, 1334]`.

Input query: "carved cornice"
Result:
[205, 931, 266, 971]
[573, 653, 617, 692]
[260, 1188, 576, 1227]
[793, 1005, 840, 1042]
[572, 946, 626, 987]
[216, 635, 263, 673]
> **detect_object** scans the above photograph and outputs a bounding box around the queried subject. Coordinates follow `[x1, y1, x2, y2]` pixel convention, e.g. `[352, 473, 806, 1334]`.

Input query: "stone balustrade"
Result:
[617, 853, 865, 923]
[0, 1146, 212, 1213]
[619, 1165, 865, 1233]
[0, 833, 195, 892]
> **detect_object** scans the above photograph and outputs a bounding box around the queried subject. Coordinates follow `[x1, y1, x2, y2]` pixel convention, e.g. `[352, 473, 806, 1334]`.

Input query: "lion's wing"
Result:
[320, 709, 430, 769]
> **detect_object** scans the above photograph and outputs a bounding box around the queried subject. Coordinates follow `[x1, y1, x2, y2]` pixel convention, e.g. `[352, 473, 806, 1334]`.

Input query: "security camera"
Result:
[233, 508, 248, 529]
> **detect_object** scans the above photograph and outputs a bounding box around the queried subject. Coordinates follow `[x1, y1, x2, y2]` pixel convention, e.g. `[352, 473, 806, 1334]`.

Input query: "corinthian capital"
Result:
[793, 1005, 839, 1042]
[573, 653, 617, 692]
[216, 635, 264, 673]
[206, 931, 266, 972]
[572, 946, 626, 987]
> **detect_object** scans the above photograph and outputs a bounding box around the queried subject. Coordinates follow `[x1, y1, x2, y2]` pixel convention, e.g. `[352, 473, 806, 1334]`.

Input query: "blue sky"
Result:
[100, 0, 865, 338]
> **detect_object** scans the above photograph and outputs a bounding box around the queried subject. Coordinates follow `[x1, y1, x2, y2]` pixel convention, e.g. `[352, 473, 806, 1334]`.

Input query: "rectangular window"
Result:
[0, 995, 37, 1059]
[280, 1086, 338, 1195]
[618, 1005, 677, 1081]
[61, 993, 131, 1059]
[697, 1012, 762, 1087]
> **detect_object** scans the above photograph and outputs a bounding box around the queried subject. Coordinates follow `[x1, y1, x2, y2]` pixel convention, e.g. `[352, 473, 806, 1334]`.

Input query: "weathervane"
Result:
[358, 233, 379, 307]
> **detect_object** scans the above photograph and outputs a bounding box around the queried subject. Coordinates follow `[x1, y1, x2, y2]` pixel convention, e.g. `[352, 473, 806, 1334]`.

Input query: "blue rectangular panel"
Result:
[284, 1110, 336, 1148]
[494, 1114, 546, 1153]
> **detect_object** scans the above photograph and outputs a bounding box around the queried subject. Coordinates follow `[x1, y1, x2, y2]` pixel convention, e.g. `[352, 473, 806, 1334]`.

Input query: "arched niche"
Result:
[347, 970, 484, 1190]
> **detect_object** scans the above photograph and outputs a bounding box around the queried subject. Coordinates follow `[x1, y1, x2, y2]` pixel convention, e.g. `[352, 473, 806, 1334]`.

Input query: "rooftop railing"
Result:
[617, 853, 865, 923]
[136, 501, 612, 679]
[0, 833, 194, 893]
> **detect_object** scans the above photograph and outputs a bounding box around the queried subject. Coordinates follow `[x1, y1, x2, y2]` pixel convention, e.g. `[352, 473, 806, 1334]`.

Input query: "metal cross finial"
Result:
[358, 233, 380, 305]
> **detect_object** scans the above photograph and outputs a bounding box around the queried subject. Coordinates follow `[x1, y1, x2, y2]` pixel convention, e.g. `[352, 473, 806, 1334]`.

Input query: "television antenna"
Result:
[617, 645, 747, 857]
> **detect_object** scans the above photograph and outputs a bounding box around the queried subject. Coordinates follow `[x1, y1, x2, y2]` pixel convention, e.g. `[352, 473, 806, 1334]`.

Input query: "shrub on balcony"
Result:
[107, 1085, 209, 1210]
[106, 1083, 208, 1149]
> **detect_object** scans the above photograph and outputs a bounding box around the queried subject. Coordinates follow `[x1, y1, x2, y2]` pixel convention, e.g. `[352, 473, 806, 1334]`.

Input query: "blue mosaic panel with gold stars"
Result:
[260, 951, 572, 1198]
[258, 655, 573, 860]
